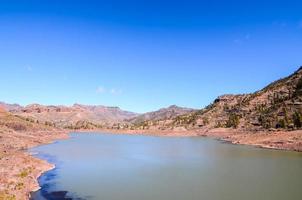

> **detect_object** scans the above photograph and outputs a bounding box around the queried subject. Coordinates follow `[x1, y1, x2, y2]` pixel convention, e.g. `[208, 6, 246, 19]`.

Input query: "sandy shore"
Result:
[1, 128, 301, 200]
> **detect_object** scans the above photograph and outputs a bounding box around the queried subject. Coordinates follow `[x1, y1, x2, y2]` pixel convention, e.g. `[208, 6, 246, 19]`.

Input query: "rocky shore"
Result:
[0, 130, 68, 200]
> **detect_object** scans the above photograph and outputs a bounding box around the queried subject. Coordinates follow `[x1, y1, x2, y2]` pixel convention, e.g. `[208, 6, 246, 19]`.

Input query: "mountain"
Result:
[0, 108, 57, 133]
[127, 105, 196, 129]
[2, 67, 301, 132]
[0, 102, 23, 112]
[7, 103, 138, 129]
[1, 102, 197, 130]
[0, 103, 67, 200]
[135, 67, 302, 131]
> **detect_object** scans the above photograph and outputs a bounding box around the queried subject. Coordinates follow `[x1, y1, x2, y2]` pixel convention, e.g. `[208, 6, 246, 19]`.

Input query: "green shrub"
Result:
[202, 117, 209, 125]
[293, 111, 302, 128]
[294, 77, 302, 97]
[226, 114, 240, 128]
[18, 169, 29, 178]
[276, 119, 286, 129]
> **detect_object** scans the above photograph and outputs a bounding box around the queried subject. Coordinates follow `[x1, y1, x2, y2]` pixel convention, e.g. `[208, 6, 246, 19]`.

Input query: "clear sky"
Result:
[0, 0, 301, 113]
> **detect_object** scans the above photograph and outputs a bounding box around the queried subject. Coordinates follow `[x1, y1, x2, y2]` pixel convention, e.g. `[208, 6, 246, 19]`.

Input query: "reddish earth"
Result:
[203, 128, 302, 152]
[0, 129, 68, 200]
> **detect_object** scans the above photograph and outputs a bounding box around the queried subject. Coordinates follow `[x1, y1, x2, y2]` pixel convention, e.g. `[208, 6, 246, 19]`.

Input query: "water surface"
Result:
[31, 133, 302, 200]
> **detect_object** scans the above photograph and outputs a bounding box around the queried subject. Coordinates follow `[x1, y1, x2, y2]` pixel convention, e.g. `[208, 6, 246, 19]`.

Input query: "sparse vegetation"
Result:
[131, 66, 302, 131]
[18, 168, 31, 178]
[0, 191, 16, 200]
[226, 114, 240, 128]
[294, 77, 302, 97]
[64, 120, 103, 130]
[202, 117, 209, 125]
[293, 111, 302, 128]
[15, 182, 24, 190]
[276, 119, 286, 129]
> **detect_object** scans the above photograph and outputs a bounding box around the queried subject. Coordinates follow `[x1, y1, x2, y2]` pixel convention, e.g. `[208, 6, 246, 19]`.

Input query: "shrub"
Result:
[202, 117, 209, 125]
[214, 121, 223, 128]
[0, 192, 16, 200]
[18, 169, 29, 178]
[276, 119, 286, 129]
[294, 77, 302, 97]
[226, 113, 240, 128]
[293, 111, 302, 128]
[6, 123, 27, 131]
[15, 182, 24, 190]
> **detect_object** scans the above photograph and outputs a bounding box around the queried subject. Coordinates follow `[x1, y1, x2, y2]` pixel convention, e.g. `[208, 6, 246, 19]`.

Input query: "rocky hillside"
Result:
[127, 105, 195, 125]
[0, 102, 196, 130]
[0, 105, 67, 200]
[2, 67, 301, 132]
[0, 107, 56, 133]
[1, 103, 138, 129]
[135, 67, 302, 131]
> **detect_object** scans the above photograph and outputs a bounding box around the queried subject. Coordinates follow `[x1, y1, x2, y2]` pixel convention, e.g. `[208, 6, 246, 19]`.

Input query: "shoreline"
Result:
[18, 128, 302, 199]
[30, 128, 302, 199]
[27, 133, 71, 198]
[0, 130, 69, 200]
[25, 128, 302, 199]
[28, 133, 70, 199]
[1, 128, 301, 200]
[74, 128, 302, 152]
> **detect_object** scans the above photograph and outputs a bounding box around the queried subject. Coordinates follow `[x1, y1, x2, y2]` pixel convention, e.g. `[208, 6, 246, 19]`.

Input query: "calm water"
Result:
[30, 133, 302, 200]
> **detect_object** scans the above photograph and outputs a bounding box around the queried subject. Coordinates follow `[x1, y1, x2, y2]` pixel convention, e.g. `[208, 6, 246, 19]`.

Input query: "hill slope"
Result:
[3, 103, 138, 129]
[136, 67, 302, 131]
[0, 108, 66, 200]
[127, 105, 195, 125]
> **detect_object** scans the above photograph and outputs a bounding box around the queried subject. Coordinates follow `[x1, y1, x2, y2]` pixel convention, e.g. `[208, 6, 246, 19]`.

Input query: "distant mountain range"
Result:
[0, 103, 137, 128]
[127, 105, 196, 124]
[0, 102, 195, 129]
[1, 66, 302, 132]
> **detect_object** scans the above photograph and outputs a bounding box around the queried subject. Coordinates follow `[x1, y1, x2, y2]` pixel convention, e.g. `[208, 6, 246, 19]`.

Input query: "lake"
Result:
[30, 132, 302, 200]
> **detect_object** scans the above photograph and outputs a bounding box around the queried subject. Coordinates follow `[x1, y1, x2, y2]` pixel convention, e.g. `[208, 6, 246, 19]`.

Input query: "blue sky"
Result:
[0, 0, 301, 113]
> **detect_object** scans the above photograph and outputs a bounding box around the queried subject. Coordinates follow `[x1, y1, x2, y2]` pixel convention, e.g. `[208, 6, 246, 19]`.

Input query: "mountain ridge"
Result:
[0, 102, 195, 129]
[1, 66, 302, 132]
[126, 105, 196, 125]
[0, 102, 139, 128]
[133, 66, 302, 131]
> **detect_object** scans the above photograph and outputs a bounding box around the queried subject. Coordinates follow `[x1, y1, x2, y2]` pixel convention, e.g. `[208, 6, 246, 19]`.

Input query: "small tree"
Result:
[293, 111, 302, 128]
[294, 77, 302, 97]
[215, 121, 223, 128]
[202, 117, 209, 125]
[226, 113, 240, 128]
[276, 119, 286, 129]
